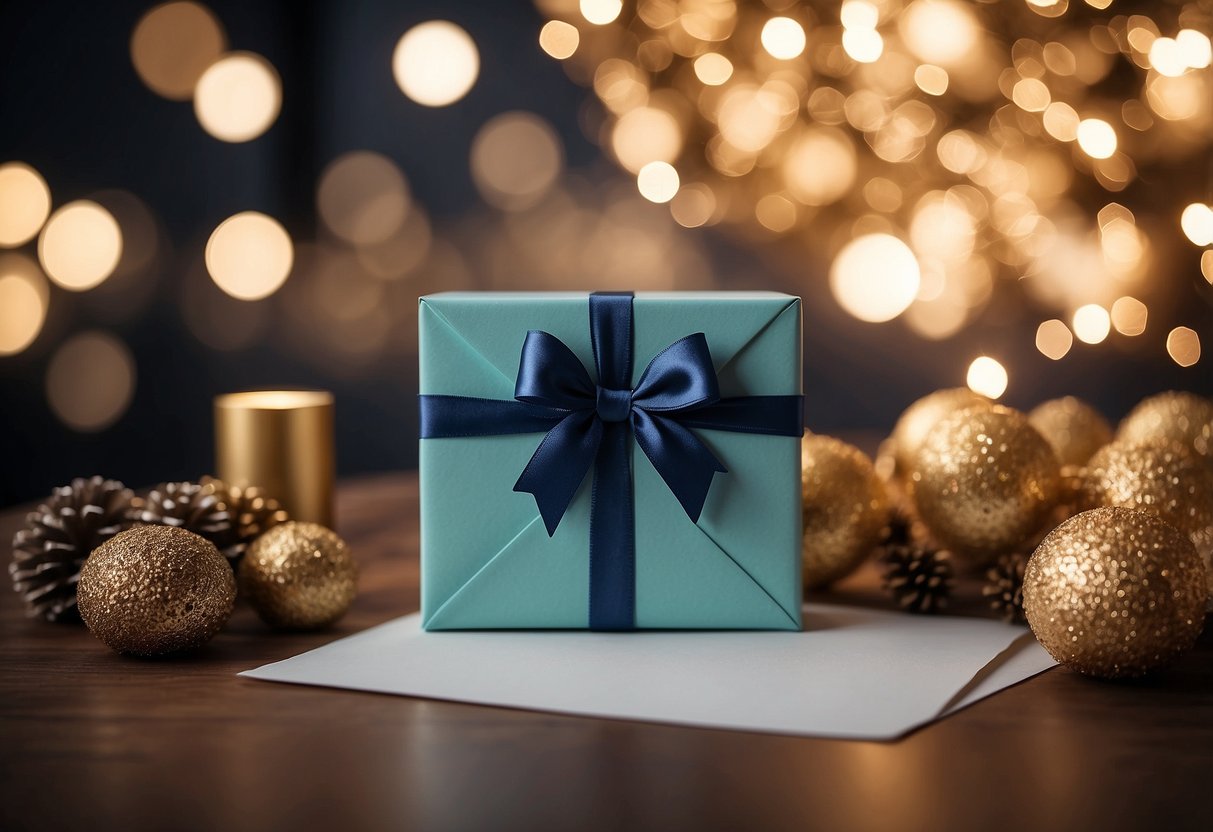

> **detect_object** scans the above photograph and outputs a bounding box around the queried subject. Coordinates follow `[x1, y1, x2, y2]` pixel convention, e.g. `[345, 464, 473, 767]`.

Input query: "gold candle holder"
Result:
[214, 390, 335, 527]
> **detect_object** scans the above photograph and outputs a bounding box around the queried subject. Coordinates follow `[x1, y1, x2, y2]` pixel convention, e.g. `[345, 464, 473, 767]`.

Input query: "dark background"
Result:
[1, 0, 1210, 507]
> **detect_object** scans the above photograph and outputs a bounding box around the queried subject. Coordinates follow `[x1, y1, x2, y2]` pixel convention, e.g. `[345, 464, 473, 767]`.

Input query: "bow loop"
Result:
[631, 332, 720, 413]
[514, 330, 596, 410]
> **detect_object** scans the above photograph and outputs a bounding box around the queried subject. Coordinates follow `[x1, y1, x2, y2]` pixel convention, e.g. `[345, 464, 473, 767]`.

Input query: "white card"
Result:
[241, 603, 1056, 740]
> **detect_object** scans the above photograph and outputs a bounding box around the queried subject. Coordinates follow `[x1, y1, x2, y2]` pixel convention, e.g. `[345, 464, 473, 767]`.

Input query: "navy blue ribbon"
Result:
[420, 292, 803, 630]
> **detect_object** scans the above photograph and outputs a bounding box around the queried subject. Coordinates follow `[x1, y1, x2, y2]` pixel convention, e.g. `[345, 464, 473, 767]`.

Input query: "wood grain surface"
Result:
[2, 473, 1211, 832]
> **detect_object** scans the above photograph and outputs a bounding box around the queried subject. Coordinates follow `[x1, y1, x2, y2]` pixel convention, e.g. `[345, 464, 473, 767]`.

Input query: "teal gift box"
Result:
[418, 291, 803, 631]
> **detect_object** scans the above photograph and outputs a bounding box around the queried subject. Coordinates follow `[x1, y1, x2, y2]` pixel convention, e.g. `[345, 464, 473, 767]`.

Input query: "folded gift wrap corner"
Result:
[418, 292, 803, 631]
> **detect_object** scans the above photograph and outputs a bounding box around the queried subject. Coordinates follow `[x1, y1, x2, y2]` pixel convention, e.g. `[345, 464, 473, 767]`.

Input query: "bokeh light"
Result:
[205, 211, 293, 300]
[636, 161, 679, 204]
[0, 162, 52, 247]
[611, 106, 682, 173]
[898, 0, 979, 67]
[45, 331, 136, 432]
[471, 112, 564, 211]
[580, 0, 622, 26]
[392, 21, 479, 107]
[1071, 303, 1111, 344]
[1035, 319, 1073, 360]
[1075, 118, 1117, 159]
[761, 17, 806, 60]
[1180, 203, 1213, 246]
[966, 356, 1008, 399]
[193, 52, 281, 142]
[317, 151, 411, 245]
[38, 200, 123, 291]
[694, 53, 733, 86]
[539, 20, 579, 60]
[0, 254, 48, 356]
[783, 129, 856, 206]
[1110, 296, 1148, 336]
[1166, 326, 1201, 367]
[830, 234, 920, 323]
[130, 1, 227, 100]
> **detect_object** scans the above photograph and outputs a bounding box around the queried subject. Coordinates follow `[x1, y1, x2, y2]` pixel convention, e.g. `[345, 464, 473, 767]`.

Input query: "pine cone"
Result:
[129, 481, 234, 560]
[983, 552, 1028, 624]
[10, 476, 135, 622]
[200, 477, 290, 567]
[881, 503, 915, 548]
[880, 543, 953, 614]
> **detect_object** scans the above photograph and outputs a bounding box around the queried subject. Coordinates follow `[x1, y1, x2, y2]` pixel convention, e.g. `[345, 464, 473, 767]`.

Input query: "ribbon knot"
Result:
[596, 387, 632, 422]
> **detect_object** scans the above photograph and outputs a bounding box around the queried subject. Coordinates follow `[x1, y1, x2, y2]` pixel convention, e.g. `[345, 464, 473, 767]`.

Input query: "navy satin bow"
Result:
[419, 292, 803, 630]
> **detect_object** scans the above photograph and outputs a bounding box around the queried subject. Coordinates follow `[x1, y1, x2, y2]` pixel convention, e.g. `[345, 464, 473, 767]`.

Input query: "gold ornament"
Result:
[239, 521, 357, 629]
[77, 526, 235, 657]
[890, 388, 990, 480]
[1028, 396, 1113, 467]
[1024, 508, 1206, 679]
[911, 405, 1059, 562]
[1117, 391, 1213, 463]
[801, 435, 888, 589]
[1079, 440, 1213, 599]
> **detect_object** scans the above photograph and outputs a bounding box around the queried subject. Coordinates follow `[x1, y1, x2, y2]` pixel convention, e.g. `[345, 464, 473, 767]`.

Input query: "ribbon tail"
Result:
[513, 411, 602, 535]
[631, 409, 727, 524]
[589, 421, 633, 630]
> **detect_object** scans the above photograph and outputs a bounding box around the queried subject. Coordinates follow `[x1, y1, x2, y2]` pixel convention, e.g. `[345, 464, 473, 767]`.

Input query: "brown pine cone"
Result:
[880, 543, 953, 614]
[129, 481, 235, 560]
[200, 477, 290, 567]
[983, 552, 1028, 624]
[10, 476, 135, 621]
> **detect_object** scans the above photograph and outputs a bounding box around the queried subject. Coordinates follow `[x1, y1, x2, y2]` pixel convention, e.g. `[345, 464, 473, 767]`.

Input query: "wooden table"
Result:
[2, 473, 1211, 832]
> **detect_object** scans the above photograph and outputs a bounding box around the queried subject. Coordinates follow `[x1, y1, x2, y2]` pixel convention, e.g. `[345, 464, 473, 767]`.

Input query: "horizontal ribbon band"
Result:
[419, 293, 803, 630]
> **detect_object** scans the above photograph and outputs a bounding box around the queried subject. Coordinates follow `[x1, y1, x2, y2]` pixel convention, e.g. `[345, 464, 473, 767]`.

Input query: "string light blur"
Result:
[1166, 326, 1201, 367]
[471, 112, 564, 210]
[38, 201, 123, 291]
[0, 255, 48, 356]
[392, 21, 479, 107]
[637, 161, 680, 204]
[317, 152, 411, 245]
[1035, 319, 1073, 361]
[45, 331, 136, 432]
[205, 211, 293, 300]
[1072, 304, 1111, 345]
[539, 20, 579, 59]
[130, 1, 227, 100]
[966, 356, 1008, 399]
[193, 52, 281, 142]
[0, 162, 52, 247]
[829, 234, 920, 323]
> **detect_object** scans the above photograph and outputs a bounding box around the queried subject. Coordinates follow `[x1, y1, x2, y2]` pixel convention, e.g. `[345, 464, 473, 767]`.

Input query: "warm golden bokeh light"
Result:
[1042, 101, 1080, 141]
[580, 0, 622, 26]
[669, 183, 716, 228]
[317, 151, 411, 245]
[755, 194, 797, 233]
[842, 29, 883, 63]
[1071, 303, 1111, 344]
[38, 200, 123, 291]
[0, 162, 52, 247]
[966, 356, 1008, 399]
[761, 17, 807, 60]
[539, 20, 579, 59]
[205, 211, 293, 300]
[913, 64, 949, 96]
[1176, 29, 1212, 69]
[1166, 326, 1201, 367]
[1180, 203, 1213, 246]
[194, 52, 281, 142]
[783, 128, 857, 206]
[841, 1, 880, 30]
[611, 106, 682, 173]
[1110, 296, 1148, 336]
[1035, 319, 1073, 360]
[471, 112, 563, 210]
[392, 21, 480, 107]
[0, 255, 48, 356]
[636, 161, 679, 204]
[1202, 250, 1213, 285]
[830, 234, 921, 323]
[46, 331, 136, 431]
[130, 1, 227, 100]
[898, 0, 979, 67]
[694, 53, 733, 86]
[1075, 118, 1117, 159]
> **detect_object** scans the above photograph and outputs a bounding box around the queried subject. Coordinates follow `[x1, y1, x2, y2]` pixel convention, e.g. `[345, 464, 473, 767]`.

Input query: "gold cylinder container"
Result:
[214, 390, 335, 527]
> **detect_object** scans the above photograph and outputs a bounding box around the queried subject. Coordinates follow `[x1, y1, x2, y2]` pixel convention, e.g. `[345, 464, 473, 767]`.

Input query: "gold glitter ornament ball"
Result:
[1024, 508, 1206, 679]
[1080, 440, 1213, 599]
[1028, 396, 1113, 467]
[239, 521, 357, 629]
[77, 526, 236, 657]
[1118, 391, 1213, 462]
[801, 435, 888, 589]
[890, 388, 991, 480]
[912, 405, 1060, 562]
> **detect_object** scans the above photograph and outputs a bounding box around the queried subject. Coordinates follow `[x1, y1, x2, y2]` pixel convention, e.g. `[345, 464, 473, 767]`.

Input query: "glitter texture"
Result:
[1028, 395, 1114, 467]
[911, 404, 1060, 561]
[1024, 507, 1205, 679]
[802, 434, 888, 589]
[238, 521, 356, 630]
[1117, 391, 1213, 462]
[77, 525, 235, 656]
[1080, 440, 1213, 599]
[890, 387, 990, 479]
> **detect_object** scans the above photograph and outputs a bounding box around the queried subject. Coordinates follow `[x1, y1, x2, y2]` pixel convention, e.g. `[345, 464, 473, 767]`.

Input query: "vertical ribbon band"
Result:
[419, 292, 803, 630]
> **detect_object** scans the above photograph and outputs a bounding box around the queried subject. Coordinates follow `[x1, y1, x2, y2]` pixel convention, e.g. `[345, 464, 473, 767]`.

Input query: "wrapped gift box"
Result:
[418, 291, 803, 630]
